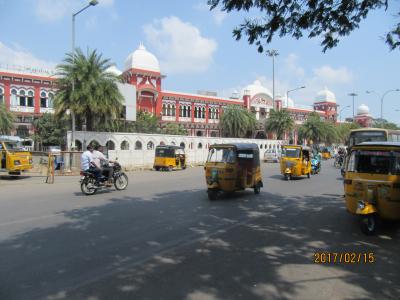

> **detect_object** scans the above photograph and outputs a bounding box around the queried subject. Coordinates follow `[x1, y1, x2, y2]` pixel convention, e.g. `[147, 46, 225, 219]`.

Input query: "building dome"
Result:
[124, 43, 160, 73]
[357, 104, 370, 115]
[106, 65, 122, 76]
[315, 87, 336, 103]
[243, 80, 273, 99]
[275, 94, 294, 108]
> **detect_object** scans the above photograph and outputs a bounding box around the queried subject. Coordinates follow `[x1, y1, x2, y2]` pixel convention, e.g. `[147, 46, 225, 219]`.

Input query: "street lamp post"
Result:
[70, 0, 98, 152]
[339, 105, 351, 122]
[286, 86, 306, 108]
[366, 89, 400, 120]
[348, 92, 357, 118]
[266, 49, 279, 110]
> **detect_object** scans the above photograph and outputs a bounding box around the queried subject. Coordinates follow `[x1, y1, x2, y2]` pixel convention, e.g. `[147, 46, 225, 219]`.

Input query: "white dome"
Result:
[357, 104, 370, 115]
[242, 80, 273, 99]
[124, 43, 160, 73]
[315, 87, 336, 103]
[106, 65, 122, 76]
[275, 94, 294, 108]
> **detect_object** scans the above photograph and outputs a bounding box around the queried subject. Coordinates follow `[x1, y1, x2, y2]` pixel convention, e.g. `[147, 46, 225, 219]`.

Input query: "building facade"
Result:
[1, 44, 339, 141]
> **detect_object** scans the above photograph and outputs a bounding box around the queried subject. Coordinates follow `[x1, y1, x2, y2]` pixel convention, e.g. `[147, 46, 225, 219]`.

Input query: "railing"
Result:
[10, 106, 35, 113]
[39, 107, 55, 113]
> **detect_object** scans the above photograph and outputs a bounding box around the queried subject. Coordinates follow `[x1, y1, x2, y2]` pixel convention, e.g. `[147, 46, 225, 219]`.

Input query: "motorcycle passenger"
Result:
[81, 145, 101, 186]
[92, 145, 114, 186]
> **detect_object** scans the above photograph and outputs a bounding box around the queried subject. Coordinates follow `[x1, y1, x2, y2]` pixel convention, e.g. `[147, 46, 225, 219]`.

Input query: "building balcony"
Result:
[208, 119, 219, 124]
[194, 118, 206, 123]
[178, 117, 191, 122]
[40, 107, 55, 114]
[10, 106, 35, 113]
[161, 116, 176, 121]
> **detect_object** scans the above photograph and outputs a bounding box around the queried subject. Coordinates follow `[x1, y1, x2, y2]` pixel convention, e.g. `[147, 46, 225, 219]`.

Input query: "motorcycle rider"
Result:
[92, 145, 114, 186]
[80, 145, 102, 186]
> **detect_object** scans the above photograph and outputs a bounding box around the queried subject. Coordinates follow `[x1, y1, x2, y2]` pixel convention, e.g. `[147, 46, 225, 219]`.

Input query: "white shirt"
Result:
[81, 150, 93, 170]
[92, 150, 108, 168]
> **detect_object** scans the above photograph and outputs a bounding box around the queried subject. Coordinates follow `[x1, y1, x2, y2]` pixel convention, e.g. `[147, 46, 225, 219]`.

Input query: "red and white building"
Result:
[0, 44, 338, 140]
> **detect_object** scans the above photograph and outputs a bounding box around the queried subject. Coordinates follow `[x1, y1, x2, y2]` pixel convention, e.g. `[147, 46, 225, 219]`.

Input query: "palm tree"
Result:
[265, 109, 294, 140]
[298, 112, 339, 145]
[220, 105, 256, 138]
[54, 48, 123, 131]
[0, 104, 14, 135]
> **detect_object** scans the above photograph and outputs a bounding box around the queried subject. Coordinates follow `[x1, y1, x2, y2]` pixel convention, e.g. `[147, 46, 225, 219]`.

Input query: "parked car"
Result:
[263, 149, 280, 163]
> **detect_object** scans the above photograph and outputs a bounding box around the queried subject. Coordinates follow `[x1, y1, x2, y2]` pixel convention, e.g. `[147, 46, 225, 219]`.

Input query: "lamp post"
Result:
[348, 92, 357, 118]
[367, 89, 400, 120]
[339, 105, 350, 122]
[266, 49, 279, 110]
[286, 86, 305, 108]
[70, 0, 98, 152]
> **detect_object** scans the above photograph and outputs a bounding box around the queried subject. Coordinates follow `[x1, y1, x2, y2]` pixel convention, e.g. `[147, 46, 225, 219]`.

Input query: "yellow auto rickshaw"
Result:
[0, 139, 33, 175]
[321, 147, 331, 160]
[205, 143, 263, 200]
[344, 141, 400, 235]
[153, 145, 186, 171]
[280, 145, 312, 180]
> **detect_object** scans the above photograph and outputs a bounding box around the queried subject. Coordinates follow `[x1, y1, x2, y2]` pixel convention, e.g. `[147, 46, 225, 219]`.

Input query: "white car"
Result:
[263, 149, 280, 163]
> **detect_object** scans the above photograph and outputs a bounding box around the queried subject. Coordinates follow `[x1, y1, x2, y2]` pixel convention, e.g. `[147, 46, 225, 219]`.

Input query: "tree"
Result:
[33, 113, 68, 149]
[298, 112, 338, 144]
[373, 119, 399, 129]
[220, 105, 256, 138]
[134, 111, 160, 133]
[0, 104, 14, 135]
[161, 123, 187, 135]
[54, 48, 123, 131]
[336, 122, 361, 144]
[265, 109, 294, 140]
[208, 0, 399, 52]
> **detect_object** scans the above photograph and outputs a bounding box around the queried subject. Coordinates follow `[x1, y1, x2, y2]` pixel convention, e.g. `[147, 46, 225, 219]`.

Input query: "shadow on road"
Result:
[0, 189, 399, 300]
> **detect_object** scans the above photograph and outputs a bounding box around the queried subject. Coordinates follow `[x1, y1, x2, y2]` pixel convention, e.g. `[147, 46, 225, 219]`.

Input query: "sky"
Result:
[0, 0, 399, 123]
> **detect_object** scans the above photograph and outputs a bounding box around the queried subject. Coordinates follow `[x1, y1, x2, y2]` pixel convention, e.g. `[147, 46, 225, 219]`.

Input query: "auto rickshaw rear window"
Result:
[352, 150, 400, 174]
[155, 148, 174, 157]
[207, 148, 235, 163]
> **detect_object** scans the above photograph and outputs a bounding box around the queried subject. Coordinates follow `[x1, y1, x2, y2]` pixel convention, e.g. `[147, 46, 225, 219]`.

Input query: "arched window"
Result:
[75, 140, 82, 151]
[188, 106, 191, 117]
[166, 104, 171, 116]
[0, 87, 4, 104]
[202, 107, 206, 118]
[40, 91, 47, 108]
[147, 141, 154, 150]
[121, 140, 130, 150]
[180, 142, 185, 149]
[162, 103, 167, 116]
[159, 141, 165, 146]
[11, 89, 18, 106]
[27, 90, 34, 107]
[194, 107, 198, 118]
[19, 90, 26, 106]
[171, 104, 176, 116]
[135, 141, 142, 150]
[259, 144, 263, 149]
[106, 140, 115, 150]
[208, 107, 212, 119]
[179, 105, 183, 117]
[198, 142, 203, 149]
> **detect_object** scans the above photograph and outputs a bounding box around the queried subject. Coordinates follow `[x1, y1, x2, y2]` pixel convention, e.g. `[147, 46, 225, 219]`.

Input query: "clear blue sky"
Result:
[1, 0, 399, 123]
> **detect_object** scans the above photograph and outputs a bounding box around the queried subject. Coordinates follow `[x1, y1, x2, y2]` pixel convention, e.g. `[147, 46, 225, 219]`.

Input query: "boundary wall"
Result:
[68, 131, 285, 170]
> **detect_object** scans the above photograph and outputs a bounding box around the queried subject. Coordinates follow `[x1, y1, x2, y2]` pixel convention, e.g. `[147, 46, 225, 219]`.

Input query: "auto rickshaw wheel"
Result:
[154, 167, 160, 171]
[168, 166, 173, 172]
[360, 214, 376, 235]
[307, 172, 311, 178]
[207, 189, 219, 201]
[254, 184, 261, 194]
[284, 174, 290, 181]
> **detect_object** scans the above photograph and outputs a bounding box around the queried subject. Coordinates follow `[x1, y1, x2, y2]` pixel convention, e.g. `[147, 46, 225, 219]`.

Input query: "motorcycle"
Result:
[311, 157, 321, 174]
[80, 161, 128, 195]
[334, 155, 344, 169]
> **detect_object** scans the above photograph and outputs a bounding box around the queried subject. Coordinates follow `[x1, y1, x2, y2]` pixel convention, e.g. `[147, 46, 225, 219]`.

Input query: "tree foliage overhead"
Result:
[54, 48, 123, 131]
[208, 0, 398, 52]
[373, 119, 399, 129]
[220, 105, 256, 138]
[265, 109, 294, 140]
[134, 111, 160, 134]
[161, 123, 187, 135]
[0, 104, 14, 135]
[298, 112, 339, 144]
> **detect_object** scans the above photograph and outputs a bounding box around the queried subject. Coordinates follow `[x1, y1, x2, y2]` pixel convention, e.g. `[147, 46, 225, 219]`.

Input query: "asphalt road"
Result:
[0, 161, 399, 300]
